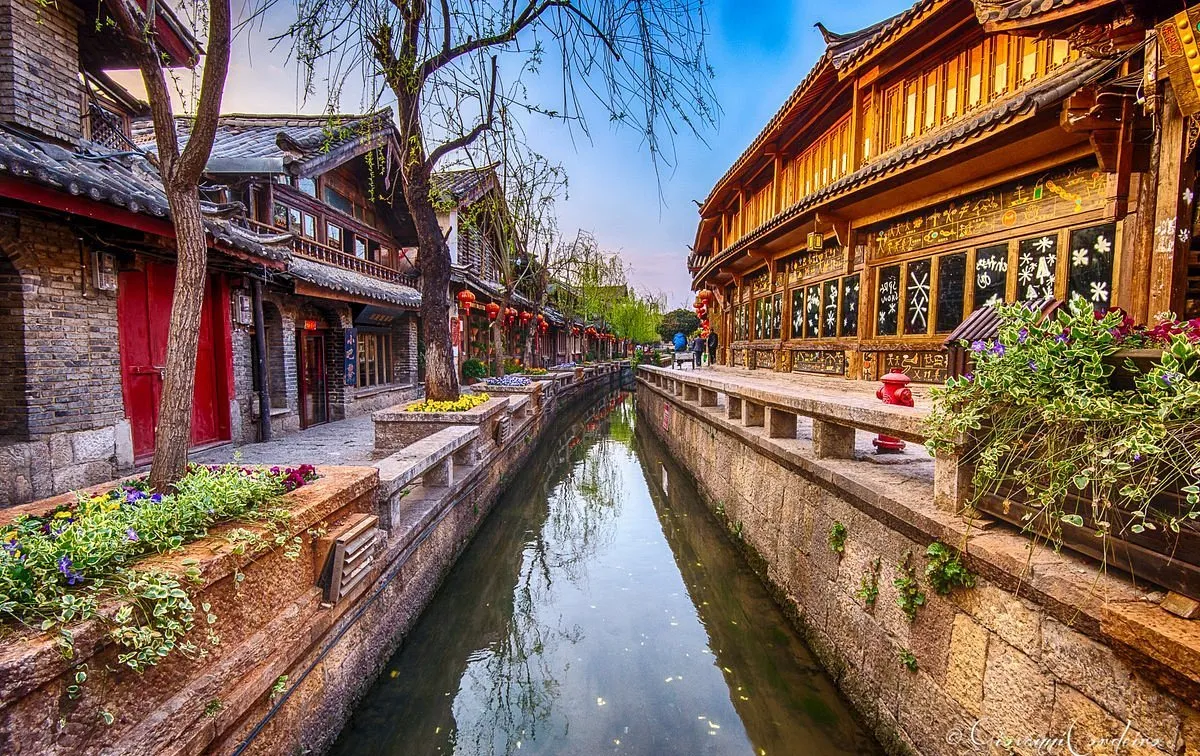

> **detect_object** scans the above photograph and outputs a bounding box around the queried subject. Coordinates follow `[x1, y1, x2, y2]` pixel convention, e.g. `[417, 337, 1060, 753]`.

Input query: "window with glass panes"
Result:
[357, 331, 393, 387]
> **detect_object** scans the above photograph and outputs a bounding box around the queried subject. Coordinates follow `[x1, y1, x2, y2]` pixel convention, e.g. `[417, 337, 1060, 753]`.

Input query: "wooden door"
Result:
[298, 330, 328, 428]
[118, 263, 230, 460]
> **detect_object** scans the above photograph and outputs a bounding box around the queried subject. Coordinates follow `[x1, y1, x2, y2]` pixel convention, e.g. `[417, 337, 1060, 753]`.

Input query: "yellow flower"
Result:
[53, 510, 73, 520]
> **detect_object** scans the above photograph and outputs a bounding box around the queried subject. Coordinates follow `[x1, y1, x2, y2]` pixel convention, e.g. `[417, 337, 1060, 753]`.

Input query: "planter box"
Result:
[373, 396, 510, 453]
[1103, 348, 1163, 391]
[971, 438, 1200, 601]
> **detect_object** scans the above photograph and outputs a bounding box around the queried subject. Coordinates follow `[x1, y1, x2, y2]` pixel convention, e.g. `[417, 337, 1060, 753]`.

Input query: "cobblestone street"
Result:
[189, 415, 378, 466]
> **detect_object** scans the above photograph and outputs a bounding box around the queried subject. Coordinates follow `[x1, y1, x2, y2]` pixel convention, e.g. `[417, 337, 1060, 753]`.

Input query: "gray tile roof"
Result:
[432, 166, 498, 205]
[132, 110, 397, 176]
[289, 256, 421, 308]
[0, 126, 290, 261]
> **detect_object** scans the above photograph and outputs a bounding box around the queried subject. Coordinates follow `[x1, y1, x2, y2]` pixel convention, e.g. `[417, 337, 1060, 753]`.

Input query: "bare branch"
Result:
[425, 54, 498, 168]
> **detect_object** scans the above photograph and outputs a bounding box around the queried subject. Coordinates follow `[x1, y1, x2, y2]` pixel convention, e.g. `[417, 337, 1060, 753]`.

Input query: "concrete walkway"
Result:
[189, 415, 378, 466]
[665, 364, 935, 409]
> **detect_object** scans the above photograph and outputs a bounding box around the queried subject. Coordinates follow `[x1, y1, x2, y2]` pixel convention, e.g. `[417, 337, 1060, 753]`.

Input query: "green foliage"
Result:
[893, 552, 926, 623]
[733, 521, 744, 540]
[855, 557, 882, 609]
[461, 358, 488, 381]
[503, 357, 524, 374]
[658, 309, 701, 343]
[609, 295, 664, 344]
[203, 698, 223, 718]
[924, 542, 975, 595]
[898, 649, 918, 672]
[0, 464, 318, 674]
[924, 298, 1200, 542]
[270, 675, 289, 701]
[827, 521, 847, 555]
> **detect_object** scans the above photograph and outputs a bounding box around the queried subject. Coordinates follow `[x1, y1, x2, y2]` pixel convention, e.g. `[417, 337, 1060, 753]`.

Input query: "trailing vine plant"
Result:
[855, 557, 882, 609]
[924, 299, 1200, 545]
[827, 521, 847, 556]
[893, 551, 926, 623]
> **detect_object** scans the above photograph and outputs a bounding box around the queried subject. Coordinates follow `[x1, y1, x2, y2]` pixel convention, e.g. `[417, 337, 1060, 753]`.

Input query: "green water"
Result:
[332, 394, 880, 755]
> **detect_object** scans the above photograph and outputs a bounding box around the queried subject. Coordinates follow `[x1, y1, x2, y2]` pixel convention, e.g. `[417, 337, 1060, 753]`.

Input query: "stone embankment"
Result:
[0, 363, 627, 755]
[637, 364, 1200, 756]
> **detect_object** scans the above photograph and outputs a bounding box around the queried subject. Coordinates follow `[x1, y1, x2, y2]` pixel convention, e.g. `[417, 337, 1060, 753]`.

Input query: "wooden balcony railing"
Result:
[238, 217, 419, 288]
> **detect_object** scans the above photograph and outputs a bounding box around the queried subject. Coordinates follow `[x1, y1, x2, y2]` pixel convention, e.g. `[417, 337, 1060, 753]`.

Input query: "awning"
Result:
[288, 257, 421, 309]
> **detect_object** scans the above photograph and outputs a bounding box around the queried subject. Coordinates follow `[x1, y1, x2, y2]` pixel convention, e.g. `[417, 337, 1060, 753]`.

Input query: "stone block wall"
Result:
[0, 214, 130, 506]
[637, 380, 1200, 756]
[0, 0, 82, 144]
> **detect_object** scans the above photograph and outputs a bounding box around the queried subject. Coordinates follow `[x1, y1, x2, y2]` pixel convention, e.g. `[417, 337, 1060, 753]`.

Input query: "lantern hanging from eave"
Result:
[585, 326, 598, 337]
[520, 310, 533, 325]
[457, 289, 476, 309]
[485, 302, 501, 320]
[697, 289, 713, 303]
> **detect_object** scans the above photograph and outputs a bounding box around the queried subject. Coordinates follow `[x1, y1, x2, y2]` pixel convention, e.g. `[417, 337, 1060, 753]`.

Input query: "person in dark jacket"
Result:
[706, 331, 718, 367]
[690, 334, 705, 369]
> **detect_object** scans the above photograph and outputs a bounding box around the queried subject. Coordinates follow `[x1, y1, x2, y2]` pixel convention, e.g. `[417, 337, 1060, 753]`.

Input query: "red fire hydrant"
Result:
[873, 369, 912, 453]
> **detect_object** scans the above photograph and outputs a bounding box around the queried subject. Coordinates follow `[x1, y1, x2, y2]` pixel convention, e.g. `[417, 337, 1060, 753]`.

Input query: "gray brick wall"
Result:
[0, 213, 129, 506]
[0, 0, 83, 144]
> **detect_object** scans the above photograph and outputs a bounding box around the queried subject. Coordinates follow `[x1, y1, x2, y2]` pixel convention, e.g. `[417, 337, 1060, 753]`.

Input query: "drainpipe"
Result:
[252, 277, 272, 442]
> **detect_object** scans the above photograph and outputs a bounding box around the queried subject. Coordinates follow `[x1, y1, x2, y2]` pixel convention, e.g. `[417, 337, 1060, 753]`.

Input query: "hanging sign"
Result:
[1158, 8, 1200, 118]
[344, 328, 357, 387]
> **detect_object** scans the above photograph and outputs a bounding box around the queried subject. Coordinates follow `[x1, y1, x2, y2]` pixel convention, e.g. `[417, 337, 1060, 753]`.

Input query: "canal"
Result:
[332, 392, 880, 755]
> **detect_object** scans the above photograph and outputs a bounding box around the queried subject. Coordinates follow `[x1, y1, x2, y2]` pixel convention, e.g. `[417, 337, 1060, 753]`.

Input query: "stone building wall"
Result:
[637, 377, 1200, 756]
[0, 214, 131, 506]
[0, 0, 83, 144]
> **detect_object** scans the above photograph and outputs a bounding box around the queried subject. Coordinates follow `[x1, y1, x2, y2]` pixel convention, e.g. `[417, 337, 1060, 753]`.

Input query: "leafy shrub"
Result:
[925, 298, 1200, 539]
[522, 367, 548, 376]
[924, 542, 975, 595]
[893, 552, 926, 623]
[503, 357, 523, 374]
[407, 392, 491, 413]
[0, 464, 319, 672]
[461, 358, 488, 381]
[827, 521, 847, 555]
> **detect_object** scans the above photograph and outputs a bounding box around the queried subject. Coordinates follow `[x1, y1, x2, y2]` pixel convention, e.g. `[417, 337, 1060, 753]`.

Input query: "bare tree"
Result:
[279, 0, 717, 400]
[106, 0, 232, 488]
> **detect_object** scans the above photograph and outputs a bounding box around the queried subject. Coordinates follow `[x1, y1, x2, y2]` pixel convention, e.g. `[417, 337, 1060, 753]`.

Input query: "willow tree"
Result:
[281, 0, 716, 400]
[107, 0, 232, 488]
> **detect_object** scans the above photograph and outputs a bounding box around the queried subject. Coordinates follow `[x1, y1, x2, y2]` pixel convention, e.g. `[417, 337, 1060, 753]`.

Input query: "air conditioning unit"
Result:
[315, 513, 379, 604]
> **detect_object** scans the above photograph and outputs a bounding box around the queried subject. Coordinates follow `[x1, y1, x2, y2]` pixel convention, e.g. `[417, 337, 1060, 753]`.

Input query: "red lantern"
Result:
[697, 289, 713, 303]
[520, 311, 533, 325]
[585, 326, 598, 337]
[485, 302, 501, 320]
[457, 289, 476, 309]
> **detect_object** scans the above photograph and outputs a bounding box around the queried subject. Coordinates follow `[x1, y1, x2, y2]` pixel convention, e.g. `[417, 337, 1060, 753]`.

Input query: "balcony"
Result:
[237, 217, 419, 288]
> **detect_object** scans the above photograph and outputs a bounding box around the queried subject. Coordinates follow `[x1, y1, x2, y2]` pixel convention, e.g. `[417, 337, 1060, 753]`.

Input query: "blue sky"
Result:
[127, 0, 912, 307]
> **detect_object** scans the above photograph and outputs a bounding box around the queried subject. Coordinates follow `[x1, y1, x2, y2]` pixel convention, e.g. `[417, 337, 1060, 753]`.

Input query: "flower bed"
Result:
[520, 367, 549, 376]
[926, 299, 1200, 598]
[486, 376, 532, 387]
[406, 392, 491, 413]
[0, 464, 319, 672]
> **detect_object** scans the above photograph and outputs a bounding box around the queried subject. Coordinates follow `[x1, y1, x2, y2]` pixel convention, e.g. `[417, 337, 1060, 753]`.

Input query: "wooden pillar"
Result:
[1149, 87, 1194, 317]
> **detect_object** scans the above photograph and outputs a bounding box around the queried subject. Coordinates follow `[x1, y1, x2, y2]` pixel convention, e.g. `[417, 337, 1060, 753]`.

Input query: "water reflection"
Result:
[332, 394, 879, 755]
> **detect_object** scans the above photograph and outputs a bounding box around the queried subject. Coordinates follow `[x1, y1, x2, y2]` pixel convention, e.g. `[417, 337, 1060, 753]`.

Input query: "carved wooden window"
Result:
[966, 45, 985, 110]
[771, 293, 783, 339]
[923, 70, 940, 133]
[991, 36, 1010, 98]
[1018, 37, 1039, 84]
[883, 83, 903, 152]
[935, 252, 968, 333]
[1017, 234, 1058, 301]
[357, 331, 394, 388]
[805, 284, 821, 338]
[944, 56, 961, 121]
[860, 91, 876, 164]
[821, 279, 840, 338]
[905, 258, 933, 335]
[841, 275, 860, 337]
[1067, 223, 1116, 311]
[790, 288, 805, 339]
[973, 243, 1009, 309]
[876, 265, 901, 336]
[904, 79, 920, 140]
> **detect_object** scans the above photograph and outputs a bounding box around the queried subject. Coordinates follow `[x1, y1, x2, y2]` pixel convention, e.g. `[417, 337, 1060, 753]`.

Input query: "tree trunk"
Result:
[404, 166, 460, 401]
[148, 187, 209, 490]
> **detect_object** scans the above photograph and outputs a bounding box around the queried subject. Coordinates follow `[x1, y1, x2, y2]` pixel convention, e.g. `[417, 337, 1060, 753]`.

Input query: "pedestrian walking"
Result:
[707, 330, 718, 367]
[691, 334, 705, 369]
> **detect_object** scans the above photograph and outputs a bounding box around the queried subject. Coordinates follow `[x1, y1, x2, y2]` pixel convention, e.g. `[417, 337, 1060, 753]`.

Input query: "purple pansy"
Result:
[970, 339, 988, 353]
[126, 528, 139, 542]
[991, 343, 1006, 357]
[1018, 328, 1029, 344]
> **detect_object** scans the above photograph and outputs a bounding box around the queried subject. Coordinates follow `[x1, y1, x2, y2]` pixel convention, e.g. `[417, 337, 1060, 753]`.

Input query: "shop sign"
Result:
[344, 328, 357, 387]
[1158, 8, 1200, 118]
[870, 162, 1105, 259]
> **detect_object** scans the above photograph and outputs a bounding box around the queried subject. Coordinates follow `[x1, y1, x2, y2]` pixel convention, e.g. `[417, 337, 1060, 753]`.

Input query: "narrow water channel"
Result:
[332, 393, 880, 755]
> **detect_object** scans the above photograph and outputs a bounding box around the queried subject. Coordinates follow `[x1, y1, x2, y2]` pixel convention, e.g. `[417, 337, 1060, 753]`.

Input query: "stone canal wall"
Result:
[0, 363, 628, 755]
[636, 366, 1200, 756]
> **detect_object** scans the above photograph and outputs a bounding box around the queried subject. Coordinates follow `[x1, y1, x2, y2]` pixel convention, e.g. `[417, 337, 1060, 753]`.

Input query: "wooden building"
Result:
[690, 0, 1196, 382]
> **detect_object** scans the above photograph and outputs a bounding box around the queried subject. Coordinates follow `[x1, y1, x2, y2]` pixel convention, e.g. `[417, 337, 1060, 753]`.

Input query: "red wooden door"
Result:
[118, 262, 230, 460]
[298, 330, 328, 428]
